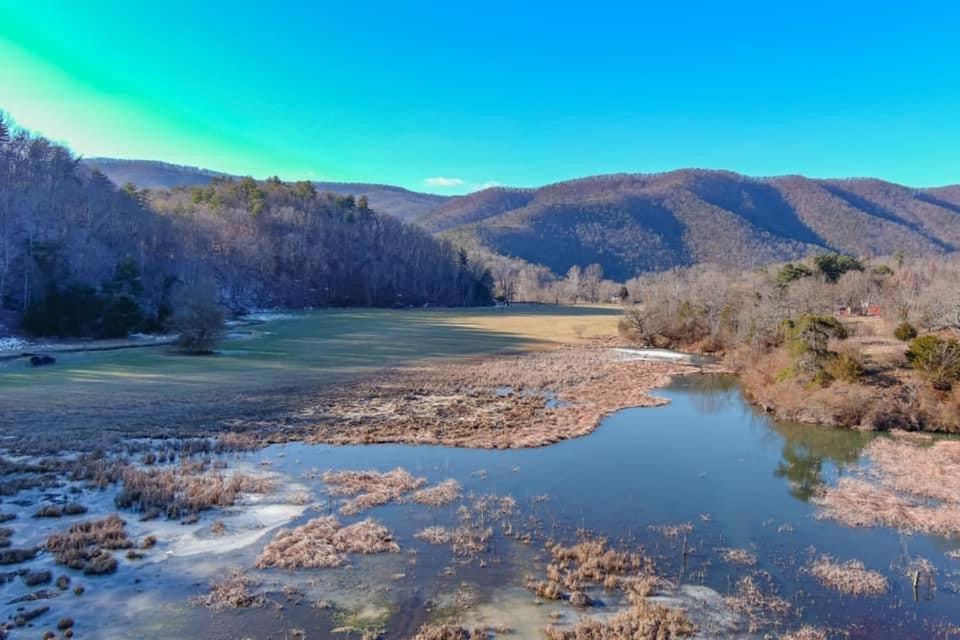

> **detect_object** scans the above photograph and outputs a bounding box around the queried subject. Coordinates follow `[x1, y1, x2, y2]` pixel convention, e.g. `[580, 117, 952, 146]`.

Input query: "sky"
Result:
[1, 1, 959, 193]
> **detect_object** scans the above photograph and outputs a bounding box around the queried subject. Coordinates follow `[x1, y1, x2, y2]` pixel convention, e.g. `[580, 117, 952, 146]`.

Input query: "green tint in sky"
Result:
[1, 1, 959, 193]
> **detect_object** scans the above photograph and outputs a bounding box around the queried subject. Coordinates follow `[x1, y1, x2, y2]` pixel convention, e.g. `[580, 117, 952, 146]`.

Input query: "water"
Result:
[4, 374, 960, 638]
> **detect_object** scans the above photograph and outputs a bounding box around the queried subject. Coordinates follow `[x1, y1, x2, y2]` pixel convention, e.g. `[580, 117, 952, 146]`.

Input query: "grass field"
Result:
[0, 305, 621, 447]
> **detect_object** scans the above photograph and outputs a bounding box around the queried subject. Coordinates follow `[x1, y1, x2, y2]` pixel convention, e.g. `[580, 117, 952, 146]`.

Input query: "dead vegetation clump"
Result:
[322, 468, 426, 515]
[45, 514, 132, 575]
[412, 624, 487, 640]
[114, 464, 276, 519]
[813, 436, 960, 537]
[415, 527, 452, 545]
[255, 516, 398, 570]
[808, 556, 889, 596]
[413, 479, 463, 506]
[191, 568, 265, 611]
[724, 574, 791, 632]
[781, 627, 828, 640]
[526, 536, 657, 606]
[544, 599, 696, 640]
[720, 547, 757, 566]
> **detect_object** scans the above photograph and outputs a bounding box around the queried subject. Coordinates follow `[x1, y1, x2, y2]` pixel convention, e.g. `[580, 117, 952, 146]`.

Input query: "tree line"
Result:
[0, 113, 492, 339]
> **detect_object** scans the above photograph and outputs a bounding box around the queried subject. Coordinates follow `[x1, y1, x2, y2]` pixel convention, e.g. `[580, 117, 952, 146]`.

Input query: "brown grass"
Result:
[781, 627, 828, 640]
[526, 535, 657, 606]
[115, 463, 276, 519]
[814, 436, 960, 536]
[322, 468, 426, 515]
[808, 556, 889, 596]
[191, 568, 265, 611]
[544, 599, 695, 639]
[413, 479, 463, 506]
[724, 574, 791, 633]
[299, 344, 700, 449]
[412, 624, 487, 640]
[719, 548, 757, 566]
[46, 514, 132, 575]
[255, 516, 398, 570]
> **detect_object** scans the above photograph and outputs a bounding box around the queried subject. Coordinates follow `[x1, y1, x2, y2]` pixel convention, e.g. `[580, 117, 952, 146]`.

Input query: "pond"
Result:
[4, 374, 959, 638]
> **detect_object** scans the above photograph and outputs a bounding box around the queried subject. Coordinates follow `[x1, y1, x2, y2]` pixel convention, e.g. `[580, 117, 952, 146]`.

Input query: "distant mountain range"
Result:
[85, 159, 960, 280]
[83, 158, 450, 223]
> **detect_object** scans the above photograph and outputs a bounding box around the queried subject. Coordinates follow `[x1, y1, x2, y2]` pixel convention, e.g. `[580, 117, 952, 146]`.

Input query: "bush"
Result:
[907, 335, 960, 390]
[894, 322, 917, 342]
[824, 349, 865, 383]
[171, 280, 225, 354]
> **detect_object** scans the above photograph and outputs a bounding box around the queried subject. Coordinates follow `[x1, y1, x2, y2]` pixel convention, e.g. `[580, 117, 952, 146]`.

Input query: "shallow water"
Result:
[4, 374, 960, 638]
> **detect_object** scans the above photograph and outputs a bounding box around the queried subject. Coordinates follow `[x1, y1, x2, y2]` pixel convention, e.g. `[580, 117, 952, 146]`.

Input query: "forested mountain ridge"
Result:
[0, 117, 492, 337]
[422, 170, 960, 281]
[84, 158, 451, 222]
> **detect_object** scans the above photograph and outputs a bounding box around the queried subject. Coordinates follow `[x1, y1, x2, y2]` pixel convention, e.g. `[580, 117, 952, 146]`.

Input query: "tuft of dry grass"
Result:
[544, 599, 695, 639]
[724, 574, 791, 633]
[322, 468, 426, 515]
[413, 479, 463, 506]
[46, 514, 132, 575]
[412, 624, 487, 640]
[255, 516, 398, 570]
[415, 526, 452, 545]
[719, 547, 757, 566]
[115, 463, 276, 519]
[527, 535, 656, 605]
[781, 627, 828, 640]
[191, 568, 265, 611]
[808, 555, 889, 596]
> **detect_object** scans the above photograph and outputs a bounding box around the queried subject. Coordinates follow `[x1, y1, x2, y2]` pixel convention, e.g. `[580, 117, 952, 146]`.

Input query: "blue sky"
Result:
[1, 1, 958, 192]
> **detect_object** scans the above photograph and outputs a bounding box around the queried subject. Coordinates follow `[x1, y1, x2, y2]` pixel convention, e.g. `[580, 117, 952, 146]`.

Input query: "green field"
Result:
[0, 306, 620, 445]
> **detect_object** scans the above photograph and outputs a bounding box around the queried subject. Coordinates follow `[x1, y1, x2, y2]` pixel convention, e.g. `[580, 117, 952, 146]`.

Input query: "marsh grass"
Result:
[814, 436, 960, 536]
[255, 516, 398, 570]
[115, 463, 276, 519]
[191, 568, 265, 611]
[45, 514, 132, 575]
[544, 599, 695, 640]
[322, 468, 426, 515]
[413, 479, 463, 506]
[808, 556, 888, 596]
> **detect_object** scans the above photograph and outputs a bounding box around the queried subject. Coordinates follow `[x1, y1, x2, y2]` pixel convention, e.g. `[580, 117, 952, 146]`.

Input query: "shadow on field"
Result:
[0, 306, 616, 452]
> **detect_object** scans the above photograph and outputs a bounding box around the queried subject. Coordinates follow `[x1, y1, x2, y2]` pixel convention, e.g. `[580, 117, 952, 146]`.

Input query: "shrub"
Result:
[776, 262, 813, 285]
[907, 335, 960, 390]
[824, 348, 865, 383]
[894, 322, 918, 342]
[171, 280, 225, 354]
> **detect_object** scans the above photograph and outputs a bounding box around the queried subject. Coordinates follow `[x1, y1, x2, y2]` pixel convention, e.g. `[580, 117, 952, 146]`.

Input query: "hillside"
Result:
[84, 158, 451, 222]
[1, 119, 491, 337]
[421, 170, 960, 281]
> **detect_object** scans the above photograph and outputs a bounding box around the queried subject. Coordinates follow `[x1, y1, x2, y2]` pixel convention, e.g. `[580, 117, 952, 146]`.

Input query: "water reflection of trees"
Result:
[683, 374, 741, 414]
[681, 373, 873, 502]
[770, 420, 872, 501]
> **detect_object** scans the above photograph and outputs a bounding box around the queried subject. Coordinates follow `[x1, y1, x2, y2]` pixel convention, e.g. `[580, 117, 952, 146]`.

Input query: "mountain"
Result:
[83, 158, 450, 222]
[419, 170, 960, 281]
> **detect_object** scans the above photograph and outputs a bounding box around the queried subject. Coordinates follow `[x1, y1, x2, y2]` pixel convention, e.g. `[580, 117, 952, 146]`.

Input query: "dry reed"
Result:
[191, 568, 265, 611]
[299, 345, 698, 449]
[808, 556, 889, 596]
[46, 514, 132, 575]
[413, 479, 463, 506]
[814, 436, 960, 537]
[255, 516, 398, 570]
[322, 468, 426, 515]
